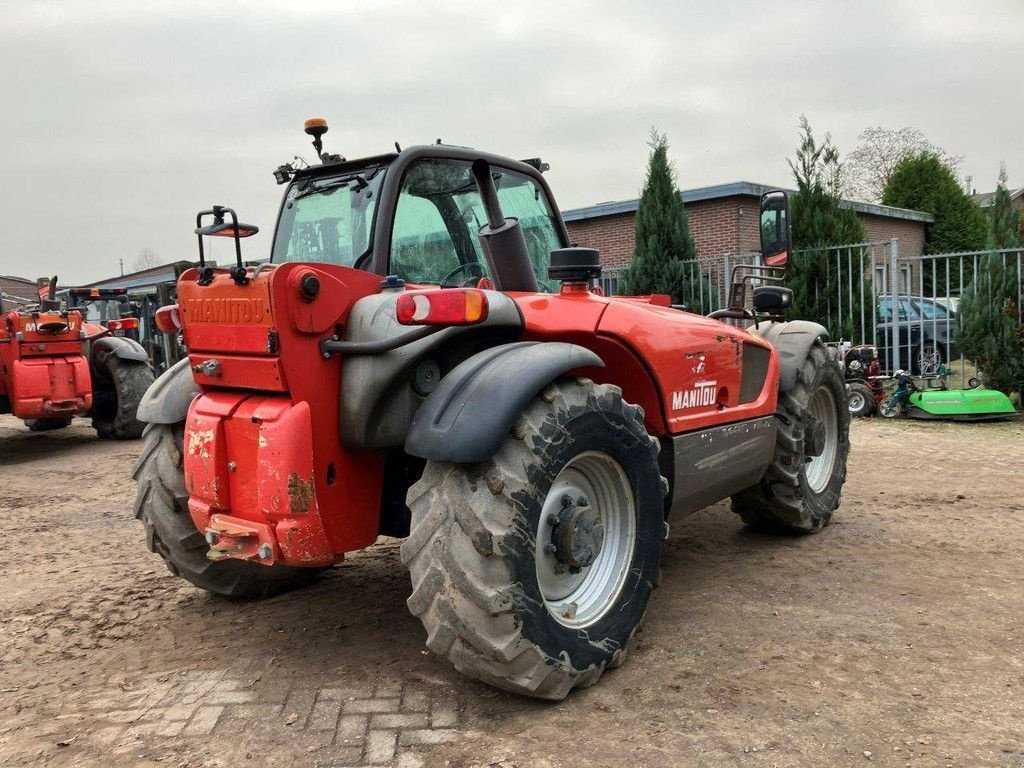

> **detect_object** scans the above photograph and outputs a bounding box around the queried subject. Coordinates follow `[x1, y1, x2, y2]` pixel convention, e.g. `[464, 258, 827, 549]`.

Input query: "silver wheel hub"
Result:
[805, 386, 839, 494]
[546, 495, 605, 569]
[535, 452, 636, 628]
[848, 391, 864, 411]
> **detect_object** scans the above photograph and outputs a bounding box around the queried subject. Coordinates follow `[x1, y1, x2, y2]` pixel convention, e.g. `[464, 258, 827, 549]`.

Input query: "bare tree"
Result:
[131, 247, 159, 272]
[845, 127, 961, 203]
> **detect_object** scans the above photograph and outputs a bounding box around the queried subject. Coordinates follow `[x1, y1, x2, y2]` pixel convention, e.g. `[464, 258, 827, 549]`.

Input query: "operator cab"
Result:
[268, 123, 570, 292]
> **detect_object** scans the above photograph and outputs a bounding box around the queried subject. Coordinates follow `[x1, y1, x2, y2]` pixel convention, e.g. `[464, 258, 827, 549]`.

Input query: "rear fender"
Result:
[405, 341, 604, 463]
[751, 320, 828, 392]
[341, 289, 524, 449]
[92, 335, 149, 363]
[136, 357, 199, 424]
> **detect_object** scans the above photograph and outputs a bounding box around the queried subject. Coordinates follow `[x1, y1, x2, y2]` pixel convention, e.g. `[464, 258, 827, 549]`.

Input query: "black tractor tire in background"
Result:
[846, 381, 875, 418]
[91, 354, 155, 440]
[732, 341, 850, 533]
[25, 417, 73, 432]
[401, 379, 667, 700]
[132, 423, 327, 598]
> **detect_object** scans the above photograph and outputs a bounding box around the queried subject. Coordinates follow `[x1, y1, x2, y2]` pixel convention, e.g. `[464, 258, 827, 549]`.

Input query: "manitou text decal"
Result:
[671, 380, 718, 410]
[185, 297, 266, 323]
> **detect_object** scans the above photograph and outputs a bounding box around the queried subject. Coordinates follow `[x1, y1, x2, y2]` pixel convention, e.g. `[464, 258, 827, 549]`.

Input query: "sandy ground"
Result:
[0, 413, 1022, 768]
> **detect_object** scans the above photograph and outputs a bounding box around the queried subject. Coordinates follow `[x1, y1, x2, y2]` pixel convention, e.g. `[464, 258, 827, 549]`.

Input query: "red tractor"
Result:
[0, 280, 154, 437]
[134, 120, 849, 699]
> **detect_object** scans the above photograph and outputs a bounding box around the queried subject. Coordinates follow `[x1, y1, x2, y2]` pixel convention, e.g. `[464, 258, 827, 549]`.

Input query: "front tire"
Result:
[401, 379, 667, 699]
[132, 423, 326, 598]
[91, 355, 154, 439]
[732, 341, 849, 532]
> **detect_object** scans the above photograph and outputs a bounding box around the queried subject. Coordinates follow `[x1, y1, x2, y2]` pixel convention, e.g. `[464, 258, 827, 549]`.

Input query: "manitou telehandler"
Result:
[133, 119, 849, 699]
[0, 280, 153, 437]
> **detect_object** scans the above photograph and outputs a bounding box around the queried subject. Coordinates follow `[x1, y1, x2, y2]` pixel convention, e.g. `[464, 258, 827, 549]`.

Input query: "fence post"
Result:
[889, 238, 900, 372]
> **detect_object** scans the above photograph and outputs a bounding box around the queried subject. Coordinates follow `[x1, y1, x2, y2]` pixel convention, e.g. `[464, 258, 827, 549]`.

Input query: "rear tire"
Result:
[91, 355, 154, 439]
[132, 423, 326, 598]
[401, 379, 667, 699]
[732, 341, 849, 533]
[846, 381, 874, 417]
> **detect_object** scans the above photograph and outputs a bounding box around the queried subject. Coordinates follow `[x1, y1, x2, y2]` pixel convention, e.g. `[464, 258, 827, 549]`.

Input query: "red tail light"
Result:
[395, 289, 489, 326]
[106, 317, 139, 332]
[154, 304, 182, 333]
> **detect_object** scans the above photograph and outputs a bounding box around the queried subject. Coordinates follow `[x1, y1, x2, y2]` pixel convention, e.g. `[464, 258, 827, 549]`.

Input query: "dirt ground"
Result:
[1, 413, 1022, 768]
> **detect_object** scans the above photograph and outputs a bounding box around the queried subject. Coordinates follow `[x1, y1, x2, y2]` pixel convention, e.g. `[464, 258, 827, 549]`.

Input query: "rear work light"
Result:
[154, 304, 182, 334]
[395, 289, 489, 326]
[106, 317, 139, 332]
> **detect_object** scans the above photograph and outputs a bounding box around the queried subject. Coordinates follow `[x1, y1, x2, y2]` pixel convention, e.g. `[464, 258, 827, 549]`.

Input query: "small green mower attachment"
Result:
[906, 388, 1016, 422]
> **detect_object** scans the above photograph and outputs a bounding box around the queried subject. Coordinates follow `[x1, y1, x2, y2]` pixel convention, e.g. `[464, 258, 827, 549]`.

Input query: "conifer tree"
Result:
[957, 164, 1024, 400]
[621, 130, 713, 308]
[787, 116, 867, 340]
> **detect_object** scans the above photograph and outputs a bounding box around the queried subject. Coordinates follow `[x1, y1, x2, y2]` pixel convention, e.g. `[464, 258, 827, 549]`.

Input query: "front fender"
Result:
[405, 341, 604, 463]
[751, 320, 829, 392]
[136, 357, 199, 424]
[92, 335, 149, 363]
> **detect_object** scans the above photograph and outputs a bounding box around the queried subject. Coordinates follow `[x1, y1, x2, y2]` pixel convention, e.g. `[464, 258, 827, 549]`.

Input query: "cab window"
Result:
[389, 158, 563, 288]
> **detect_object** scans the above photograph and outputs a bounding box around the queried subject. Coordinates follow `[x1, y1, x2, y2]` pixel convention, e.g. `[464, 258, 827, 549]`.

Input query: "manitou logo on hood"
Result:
[185, 297, 266, 324]
[671, 380, 718, 410]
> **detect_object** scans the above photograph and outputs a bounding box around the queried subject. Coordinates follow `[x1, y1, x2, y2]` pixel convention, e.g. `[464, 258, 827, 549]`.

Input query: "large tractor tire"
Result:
[132, 423, 326, 598]
[401, 379, 667, 700]
[91, 355, 154, 440]
[732, 341, 849, 533]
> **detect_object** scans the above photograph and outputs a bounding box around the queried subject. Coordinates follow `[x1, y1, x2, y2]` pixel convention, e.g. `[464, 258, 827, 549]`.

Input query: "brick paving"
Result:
[81, 667, 461, 767]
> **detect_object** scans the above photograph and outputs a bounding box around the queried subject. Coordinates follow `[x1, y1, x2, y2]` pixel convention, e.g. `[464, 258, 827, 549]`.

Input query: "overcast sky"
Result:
[2, 0, 1022, 284]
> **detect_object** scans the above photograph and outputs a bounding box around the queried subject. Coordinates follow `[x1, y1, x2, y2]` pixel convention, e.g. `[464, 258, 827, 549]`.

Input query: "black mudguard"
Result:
[753, 320, 829, 392]
[92, 335, 149, 363]
[405, 341, 604, 463]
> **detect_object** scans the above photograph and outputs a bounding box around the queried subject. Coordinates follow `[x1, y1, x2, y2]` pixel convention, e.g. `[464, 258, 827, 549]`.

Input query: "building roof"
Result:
[0, 275, 38, 306]
[562, 180, 935, 224]
[970, 188, 1024, 208]
[85, 260, 197, 292]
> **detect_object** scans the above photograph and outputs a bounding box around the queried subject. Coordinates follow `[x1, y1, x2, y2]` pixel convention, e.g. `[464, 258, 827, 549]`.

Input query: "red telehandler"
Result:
[0, 279, 153, 437]
[134, 119, 848, 699]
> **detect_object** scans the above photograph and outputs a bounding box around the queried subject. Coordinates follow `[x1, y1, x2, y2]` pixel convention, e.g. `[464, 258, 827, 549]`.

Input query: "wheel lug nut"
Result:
[577, 496, 588, 507]
[543, 543, 557, 555]
[560, 494, 573, 508]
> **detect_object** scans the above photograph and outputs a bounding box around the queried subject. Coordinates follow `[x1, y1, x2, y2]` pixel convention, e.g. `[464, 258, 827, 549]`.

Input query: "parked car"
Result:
[875, 294, 959, 374]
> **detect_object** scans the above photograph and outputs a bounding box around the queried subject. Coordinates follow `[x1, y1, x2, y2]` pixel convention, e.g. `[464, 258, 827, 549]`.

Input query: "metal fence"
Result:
[791, 241, 1023, 387]
[599, 253, 749, 314]
[599, 241, 1024, 390]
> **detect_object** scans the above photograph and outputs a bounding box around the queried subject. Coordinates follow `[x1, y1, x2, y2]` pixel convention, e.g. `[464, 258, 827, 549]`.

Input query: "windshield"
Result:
[390, 158, 563, 290]
[271, 167, 386, 266]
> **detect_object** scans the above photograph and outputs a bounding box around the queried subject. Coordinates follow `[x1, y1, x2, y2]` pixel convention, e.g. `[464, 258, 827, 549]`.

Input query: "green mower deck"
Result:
[907, 388, 1017, 421]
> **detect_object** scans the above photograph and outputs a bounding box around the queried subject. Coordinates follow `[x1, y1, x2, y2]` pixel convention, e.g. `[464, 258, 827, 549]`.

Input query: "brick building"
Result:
[0, 275, 38, 309]
[562, 181, 933, 270]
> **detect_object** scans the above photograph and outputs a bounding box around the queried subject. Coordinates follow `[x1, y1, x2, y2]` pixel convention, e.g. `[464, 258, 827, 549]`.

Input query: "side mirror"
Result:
[759, 191, 791, 271]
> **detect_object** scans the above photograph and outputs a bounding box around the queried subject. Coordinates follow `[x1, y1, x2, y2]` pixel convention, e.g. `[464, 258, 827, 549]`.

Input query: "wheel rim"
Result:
[848, 390, 865, 413]
[805, 386, 838, 494]
[535, 451, 636, 628]
[918, 346, 940, 374]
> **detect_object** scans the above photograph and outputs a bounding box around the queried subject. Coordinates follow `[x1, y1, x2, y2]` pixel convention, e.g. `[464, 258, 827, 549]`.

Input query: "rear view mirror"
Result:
[759, 191, 791, 270]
